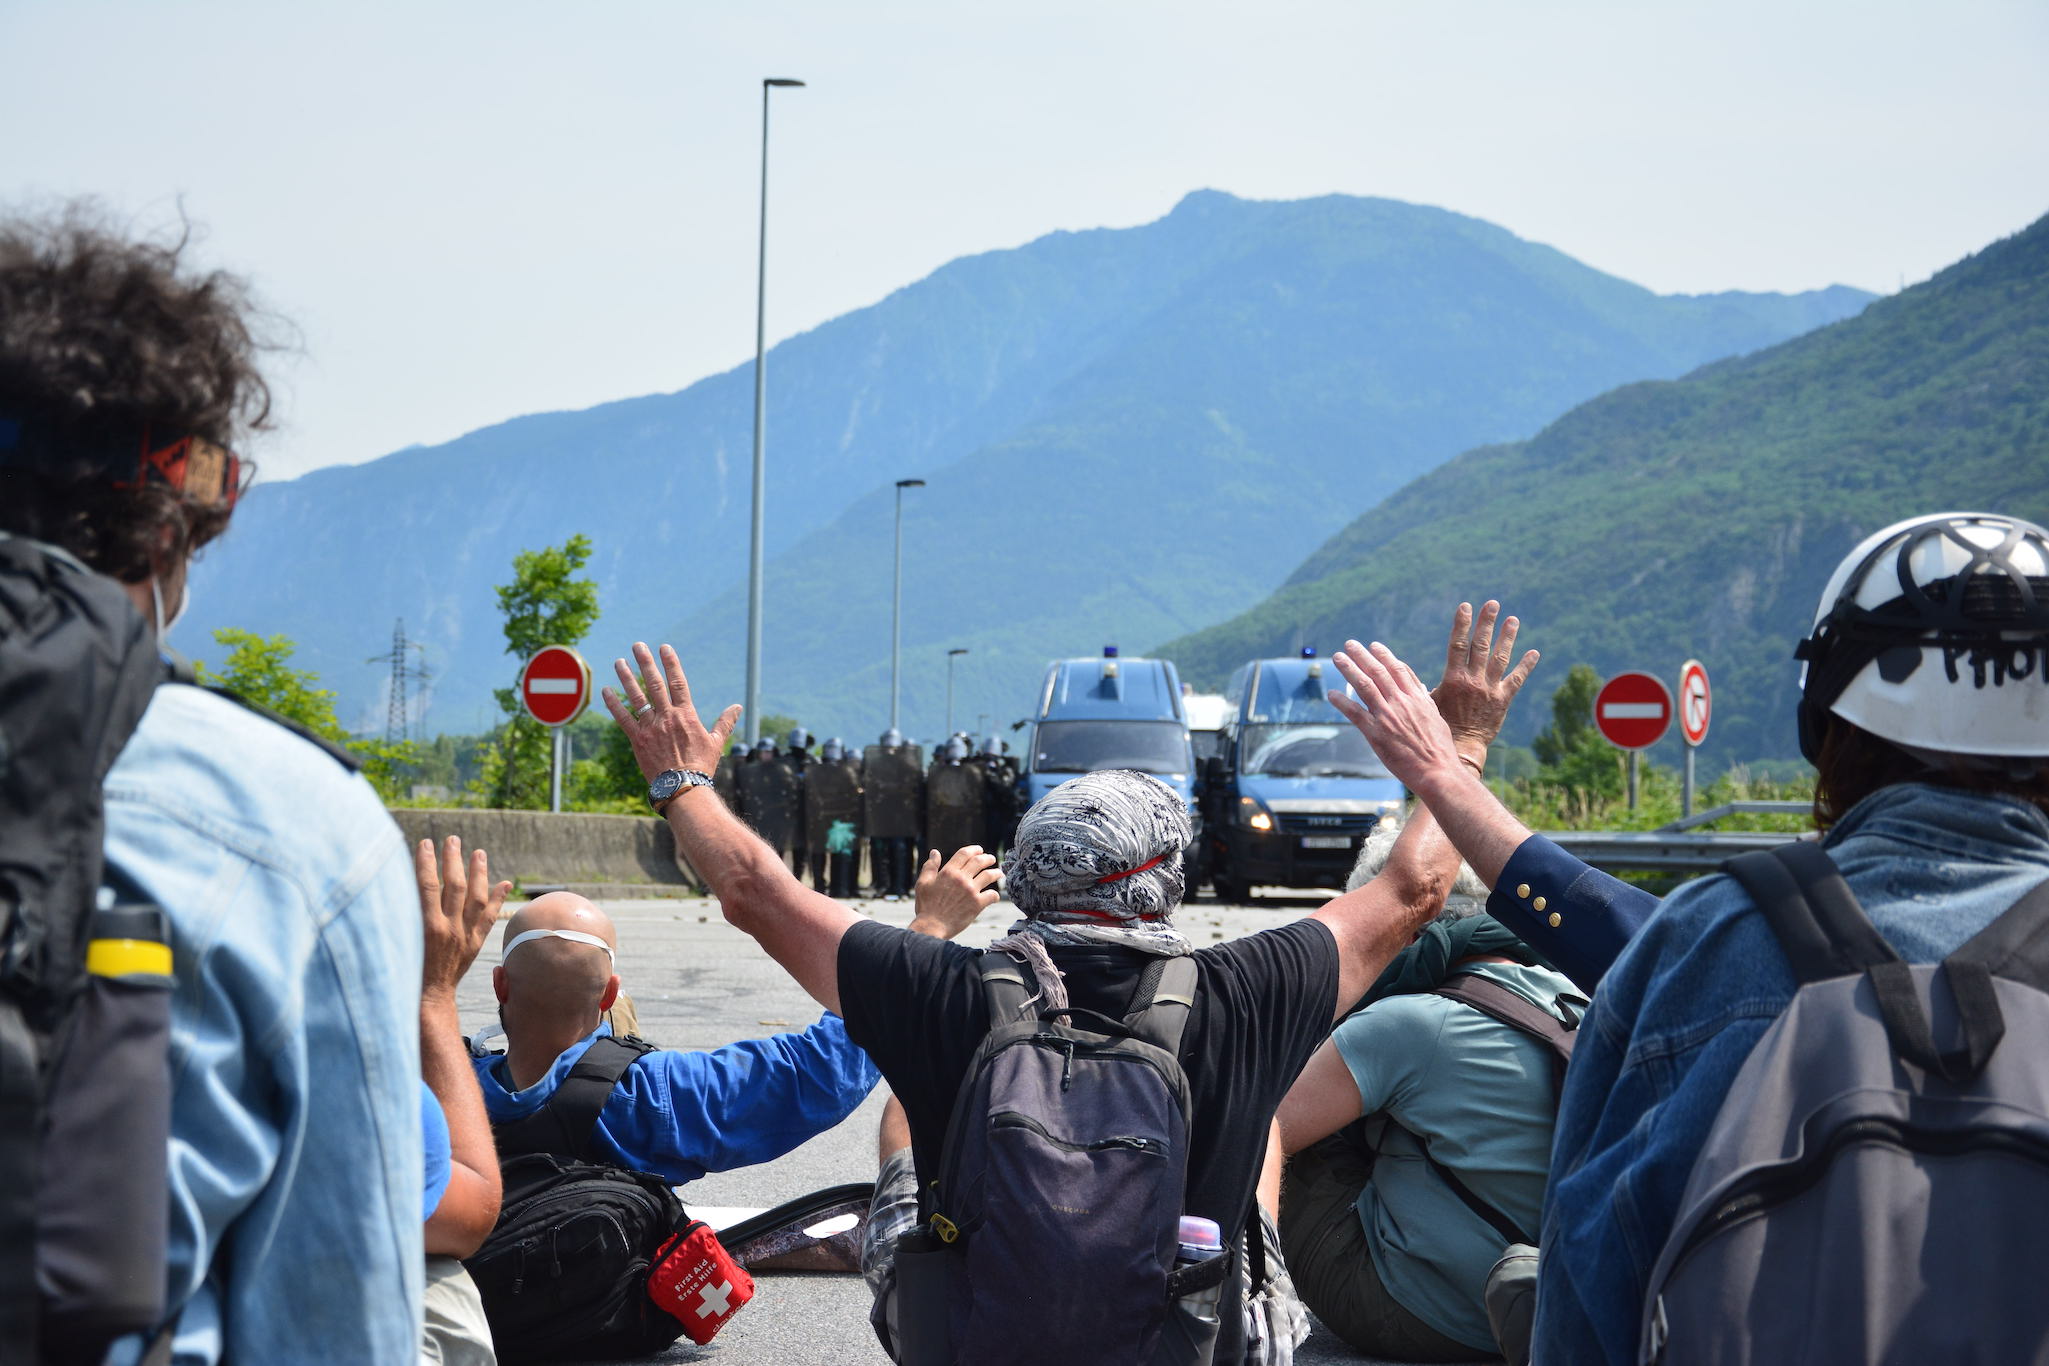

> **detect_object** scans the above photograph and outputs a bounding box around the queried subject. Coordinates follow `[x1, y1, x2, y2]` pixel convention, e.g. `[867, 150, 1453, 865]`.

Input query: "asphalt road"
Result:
[456, 893, 1494, 1366]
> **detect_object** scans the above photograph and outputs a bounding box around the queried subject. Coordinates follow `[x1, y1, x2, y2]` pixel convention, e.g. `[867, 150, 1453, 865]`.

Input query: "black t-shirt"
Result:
[838, 916, 1339, 1363]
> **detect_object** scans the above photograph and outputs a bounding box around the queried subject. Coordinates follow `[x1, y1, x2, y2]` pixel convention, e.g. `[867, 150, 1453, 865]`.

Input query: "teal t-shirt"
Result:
[1330, 959, 1578, 1351]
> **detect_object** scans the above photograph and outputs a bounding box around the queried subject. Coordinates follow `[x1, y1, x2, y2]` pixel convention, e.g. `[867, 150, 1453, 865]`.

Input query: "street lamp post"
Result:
[890, 478, 925, 733]
[744, 76, 806, 745]
[946, 648, 968, 737]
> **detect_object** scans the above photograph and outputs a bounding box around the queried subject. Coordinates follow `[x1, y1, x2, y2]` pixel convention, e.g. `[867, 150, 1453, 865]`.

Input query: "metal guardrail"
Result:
[1657, 800, 1811, 834]
[1545, 828, 1799, 875]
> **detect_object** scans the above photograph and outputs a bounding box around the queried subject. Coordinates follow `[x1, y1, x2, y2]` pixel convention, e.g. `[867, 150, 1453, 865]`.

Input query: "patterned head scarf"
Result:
[993, 772, 1193, 991]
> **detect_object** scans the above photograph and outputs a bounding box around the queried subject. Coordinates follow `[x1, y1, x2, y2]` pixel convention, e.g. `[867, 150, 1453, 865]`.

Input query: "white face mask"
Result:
[150, 575, 192, 642]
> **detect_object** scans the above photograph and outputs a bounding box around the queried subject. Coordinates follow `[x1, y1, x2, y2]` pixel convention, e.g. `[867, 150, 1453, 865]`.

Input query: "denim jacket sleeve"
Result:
[592, 1011, 881, 1183]
[104, 685, 424, 1365]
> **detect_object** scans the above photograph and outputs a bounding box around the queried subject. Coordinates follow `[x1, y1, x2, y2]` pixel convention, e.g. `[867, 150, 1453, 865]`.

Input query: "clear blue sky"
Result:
[7, 0, 2045, 479]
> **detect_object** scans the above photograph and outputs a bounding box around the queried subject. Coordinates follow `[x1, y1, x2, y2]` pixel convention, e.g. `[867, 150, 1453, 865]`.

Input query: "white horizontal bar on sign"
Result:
[1601, 702, 1666, 719]
[527, 679, 581, 694]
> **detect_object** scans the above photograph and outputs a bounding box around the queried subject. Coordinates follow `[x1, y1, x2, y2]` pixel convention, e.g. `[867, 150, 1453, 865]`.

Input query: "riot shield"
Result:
[861, 745, 924, 839]
[714, 752, 744, 815]
[805, 758, 863, 856]
[972, 754, 1022, 854]
[924, 761, 987, 861]
[738, 756, 801, 853]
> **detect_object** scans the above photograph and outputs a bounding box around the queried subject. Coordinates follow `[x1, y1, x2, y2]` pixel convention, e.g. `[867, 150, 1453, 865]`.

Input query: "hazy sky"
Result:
[7, 0, 2046, 479]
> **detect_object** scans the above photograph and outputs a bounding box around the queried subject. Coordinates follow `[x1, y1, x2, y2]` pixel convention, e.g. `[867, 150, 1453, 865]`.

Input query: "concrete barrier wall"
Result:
[389, 808, 699, 895]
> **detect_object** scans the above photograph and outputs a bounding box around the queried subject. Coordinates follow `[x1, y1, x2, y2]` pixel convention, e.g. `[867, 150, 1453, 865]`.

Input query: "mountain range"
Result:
[183, 190, 1871, 745]
[1162, 211, 2049, 765]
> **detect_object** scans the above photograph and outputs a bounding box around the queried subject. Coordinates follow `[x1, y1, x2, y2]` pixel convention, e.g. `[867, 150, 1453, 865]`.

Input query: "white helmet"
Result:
[1796, 512, 2049, 762]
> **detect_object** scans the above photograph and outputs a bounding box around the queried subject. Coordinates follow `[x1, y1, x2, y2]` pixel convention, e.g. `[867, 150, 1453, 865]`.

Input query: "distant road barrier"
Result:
[1545, 801, 1811, 875]
[389, 808, 701, 898]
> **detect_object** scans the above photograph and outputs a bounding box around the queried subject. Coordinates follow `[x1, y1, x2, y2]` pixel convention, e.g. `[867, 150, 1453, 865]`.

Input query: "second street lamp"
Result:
[743, 76, 805, 745]
[946, 647, 968, 737]
[890, 478, 925, 733]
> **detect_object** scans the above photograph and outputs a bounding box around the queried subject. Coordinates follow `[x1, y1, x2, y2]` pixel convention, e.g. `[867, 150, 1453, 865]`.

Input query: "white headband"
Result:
[503, 928, 615, 961]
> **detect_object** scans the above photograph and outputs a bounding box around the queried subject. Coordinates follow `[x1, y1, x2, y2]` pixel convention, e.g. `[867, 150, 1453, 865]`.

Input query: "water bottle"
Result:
[1174, 1215, 1225, 1328]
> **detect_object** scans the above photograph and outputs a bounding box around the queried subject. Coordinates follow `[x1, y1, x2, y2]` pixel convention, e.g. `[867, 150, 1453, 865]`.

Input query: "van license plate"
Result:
[1300, 835, 1351, 850]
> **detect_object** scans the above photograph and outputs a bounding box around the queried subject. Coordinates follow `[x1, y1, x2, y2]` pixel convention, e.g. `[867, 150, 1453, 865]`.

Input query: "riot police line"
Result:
[714, 728, 1023, 900]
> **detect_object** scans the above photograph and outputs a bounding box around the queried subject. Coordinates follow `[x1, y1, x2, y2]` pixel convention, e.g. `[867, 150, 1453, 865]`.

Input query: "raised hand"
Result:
[417, 836, 511, 998]
[910, 845, 1003, 940]
[601, 641, 744, 785]
[1432, 600, 1541, 753]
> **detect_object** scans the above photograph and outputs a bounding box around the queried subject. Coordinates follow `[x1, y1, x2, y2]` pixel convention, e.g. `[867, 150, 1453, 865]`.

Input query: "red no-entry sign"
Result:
[1678, 659, 1712, 747]
[519, 645, 592, 728]
[1595, 671, 1673, 750]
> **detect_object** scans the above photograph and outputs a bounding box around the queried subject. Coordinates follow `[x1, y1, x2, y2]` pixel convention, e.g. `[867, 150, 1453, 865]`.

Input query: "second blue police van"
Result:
[1199, 649, 1405, 902]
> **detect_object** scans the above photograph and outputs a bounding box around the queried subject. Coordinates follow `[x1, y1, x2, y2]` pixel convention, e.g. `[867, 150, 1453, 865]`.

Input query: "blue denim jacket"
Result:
[474, 1015, 879, 1183]
[1536, 783, 2049, 1365]
[104, 684, 424, 1365]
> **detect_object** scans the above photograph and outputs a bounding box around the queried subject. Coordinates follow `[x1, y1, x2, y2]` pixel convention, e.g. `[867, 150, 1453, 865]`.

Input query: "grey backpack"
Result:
[885, 951, 1231, 1366]
[1638, 842, 2049, 1365]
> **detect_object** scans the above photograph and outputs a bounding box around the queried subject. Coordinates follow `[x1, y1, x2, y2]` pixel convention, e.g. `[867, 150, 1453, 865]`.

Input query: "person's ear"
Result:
[492, 964, 509, 1005]
[600, 974, 621, 1013]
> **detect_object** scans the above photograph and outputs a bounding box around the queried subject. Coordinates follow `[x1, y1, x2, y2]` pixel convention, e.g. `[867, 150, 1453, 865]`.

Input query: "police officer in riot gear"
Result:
[737, 734, 801, 867]
[806, 737, 864, 897]
[925, 736, 987, 863]
[862, 728, 924, 900]
[785, 727, 815, 884]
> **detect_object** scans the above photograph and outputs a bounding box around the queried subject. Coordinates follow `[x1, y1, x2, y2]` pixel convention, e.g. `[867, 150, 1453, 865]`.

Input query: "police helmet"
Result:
[821, 738, 845, 762]
[881, 728, 905, 748]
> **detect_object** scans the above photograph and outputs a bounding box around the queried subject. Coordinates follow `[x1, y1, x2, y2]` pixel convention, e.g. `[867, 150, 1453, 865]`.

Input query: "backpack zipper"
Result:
[992, 1111, 1168, 1156]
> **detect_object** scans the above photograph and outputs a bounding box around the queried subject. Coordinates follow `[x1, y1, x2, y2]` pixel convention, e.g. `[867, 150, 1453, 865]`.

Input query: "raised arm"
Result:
[604, 642, 860, 1014]
[417, 836, 510, 1257]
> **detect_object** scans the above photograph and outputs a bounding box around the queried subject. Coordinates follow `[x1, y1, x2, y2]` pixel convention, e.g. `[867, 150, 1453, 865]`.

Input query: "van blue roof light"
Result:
[1300, 646, 1316, 658]
[1104, 645, 1119, 658]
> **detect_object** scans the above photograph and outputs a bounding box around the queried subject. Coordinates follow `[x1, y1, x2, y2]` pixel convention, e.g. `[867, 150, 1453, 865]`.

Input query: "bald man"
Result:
[466, 847, 999, 1186]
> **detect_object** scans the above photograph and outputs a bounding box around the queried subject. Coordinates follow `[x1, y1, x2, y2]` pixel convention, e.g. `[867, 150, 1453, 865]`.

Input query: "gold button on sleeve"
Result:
[1533, 896, 1548, 912]
[1548, 912, 1562, 928]
[1515, 884, 1532, 899]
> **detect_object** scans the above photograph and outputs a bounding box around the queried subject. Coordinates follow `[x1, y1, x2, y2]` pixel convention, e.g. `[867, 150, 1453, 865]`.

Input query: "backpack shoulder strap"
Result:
[977, 950, 1036, 1027]
[1431, 973, 1578, 1101]
[491, 1034, 656, 1161]
[1127, 955, 1198, 1056]
[1723, 843, 1899, 983]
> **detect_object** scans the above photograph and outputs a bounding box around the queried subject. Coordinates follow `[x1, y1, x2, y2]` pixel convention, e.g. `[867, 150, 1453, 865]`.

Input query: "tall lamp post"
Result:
[890, 477, 925, 733]
[744, 76, 806, 745]
[946, 648, 968, 737]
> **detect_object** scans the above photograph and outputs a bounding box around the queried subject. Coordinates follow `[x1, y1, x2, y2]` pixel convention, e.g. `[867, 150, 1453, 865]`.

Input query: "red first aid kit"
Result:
[647, 1221, 755, 1344]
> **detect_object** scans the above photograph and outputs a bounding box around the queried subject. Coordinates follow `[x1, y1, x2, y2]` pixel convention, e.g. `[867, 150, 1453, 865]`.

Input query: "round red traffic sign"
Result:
[1678, 659, 1712, 747]
[519, 645, 591, 727]
[1595, 671, 1673, 750]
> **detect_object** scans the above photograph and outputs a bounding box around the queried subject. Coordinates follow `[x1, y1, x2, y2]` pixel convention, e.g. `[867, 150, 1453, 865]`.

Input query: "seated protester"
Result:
[600, 605, 1534, 1366]
[466, 848, 1000, 1181]
[1337, 602, 1655, 993]
[418, 837, 513, 1366]
[1274, 819, 1582, 1362]
[1540, 513, 2049, 1365]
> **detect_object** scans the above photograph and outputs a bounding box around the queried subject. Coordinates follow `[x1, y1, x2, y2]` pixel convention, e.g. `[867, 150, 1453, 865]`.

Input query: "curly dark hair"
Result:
[1812, 717, 2049, 827]
[0, 204, 274, 582]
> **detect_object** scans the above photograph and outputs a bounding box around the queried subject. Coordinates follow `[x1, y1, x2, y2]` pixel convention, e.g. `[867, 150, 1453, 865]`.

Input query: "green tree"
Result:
[195, 628, 417, 800]
[478, 535, 601, 810]
[1530, 663, 1624, 802]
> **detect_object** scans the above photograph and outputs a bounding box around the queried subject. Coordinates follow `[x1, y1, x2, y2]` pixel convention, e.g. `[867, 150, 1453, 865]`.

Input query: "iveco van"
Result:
[1200, 650, 1404, 901]
[1019, 648, 1198, 817]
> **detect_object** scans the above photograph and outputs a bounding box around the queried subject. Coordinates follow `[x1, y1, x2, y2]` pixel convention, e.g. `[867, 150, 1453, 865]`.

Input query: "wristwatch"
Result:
[647, 768, 715, 813]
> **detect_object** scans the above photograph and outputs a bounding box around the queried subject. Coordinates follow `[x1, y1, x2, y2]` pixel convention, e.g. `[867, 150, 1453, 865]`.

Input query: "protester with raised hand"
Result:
[415, 837, 511, 1365]
[1327, 601, 1652, 991]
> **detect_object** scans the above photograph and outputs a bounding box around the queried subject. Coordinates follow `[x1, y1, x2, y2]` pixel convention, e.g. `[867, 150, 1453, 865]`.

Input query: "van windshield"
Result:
[1032, 720, 1189, 776]
[1240, 723, 1392, 780]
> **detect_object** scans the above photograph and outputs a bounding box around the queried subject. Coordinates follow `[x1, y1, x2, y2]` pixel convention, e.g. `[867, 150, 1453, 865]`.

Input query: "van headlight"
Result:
[1236, 796, 1275, 832]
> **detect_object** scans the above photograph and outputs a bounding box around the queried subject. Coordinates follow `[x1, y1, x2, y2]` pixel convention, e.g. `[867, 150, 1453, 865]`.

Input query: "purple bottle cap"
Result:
[1177, 1215, 1223, 1250]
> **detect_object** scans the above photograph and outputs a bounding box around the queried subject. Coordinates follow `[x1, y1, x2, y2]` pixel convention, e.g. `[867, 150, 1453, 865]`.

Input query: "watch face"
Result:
[651, 771, 684, 802]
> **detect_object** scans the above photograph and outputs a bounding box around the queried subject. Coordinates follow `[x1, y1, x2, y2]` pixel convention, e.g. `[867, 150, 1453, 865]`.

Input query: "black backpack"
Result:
[465, 1035, 693, 1364]
[886, 951, 1233, 1366]
[1638, 844, 2049, 1365]
[0, 536, 176, 1365]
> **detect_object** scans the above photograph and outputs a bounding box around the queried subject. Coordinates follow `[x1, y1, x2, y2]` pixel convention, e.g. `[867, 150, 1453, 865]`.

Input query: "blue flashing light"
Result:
[1104, 645, 1120, 658]
[1300, 646, 1317, 659]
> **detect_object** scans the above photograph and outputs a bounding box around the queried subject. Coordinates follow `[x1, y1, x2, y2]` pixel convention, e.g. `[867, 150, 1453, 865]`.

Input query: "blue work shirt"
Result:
[1535, 783, 2049, 1366]
[105, 683, 425, 1366]
[473, 1016, 880, 1183]
[1486, 836, 1658, 992]
[422, 1083, 452, 1221]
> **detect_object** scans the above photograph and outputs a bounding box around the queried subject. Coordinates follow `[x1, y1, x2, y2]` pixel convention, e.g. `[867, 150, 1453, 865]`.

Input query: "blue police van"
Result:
[1199, 649, 1404, 902]
[1019, 648, 1199, 819]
